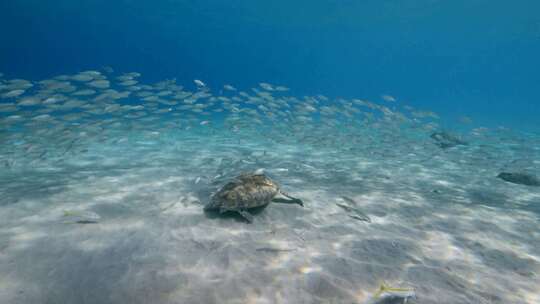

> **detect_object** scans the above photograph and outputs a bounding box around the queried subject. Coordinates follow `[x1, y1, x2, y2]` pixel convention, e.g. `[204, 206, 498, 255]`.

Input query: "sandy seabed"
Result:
[0, 130, 539, 304]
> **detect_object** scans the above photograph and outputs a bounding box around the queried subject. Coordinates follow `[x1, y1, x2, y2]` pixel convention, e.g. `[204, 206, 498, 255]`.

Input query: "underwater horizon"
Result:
[1, 1, 539, 304]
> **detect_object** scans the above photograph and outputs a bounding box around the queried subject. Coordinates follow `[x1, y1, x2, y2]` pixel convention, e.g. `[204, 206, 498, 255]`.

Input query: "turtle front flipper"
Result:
[274, 191, 304, 207]
[238, 210, 254, 223]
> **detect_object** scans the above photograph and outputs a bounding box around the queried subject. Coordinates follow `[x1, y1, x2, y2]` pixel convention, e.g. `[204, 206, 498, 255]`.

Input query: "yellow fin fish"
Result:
[63, 210, 77, 217]
[373, 281, 415, 299]
[62, 210, 101, 220]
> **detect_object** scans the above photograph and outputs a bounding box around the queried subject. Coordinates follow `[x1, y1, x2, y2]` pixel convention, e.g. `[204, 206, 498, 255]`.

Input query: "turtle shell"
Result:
[204, 173, 280, 211]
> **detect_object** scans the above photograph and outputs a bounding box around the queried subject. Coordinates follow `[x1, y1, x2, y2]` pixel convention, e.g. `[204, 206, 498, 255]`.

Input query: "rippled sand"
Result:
[1, 130, 538, 304]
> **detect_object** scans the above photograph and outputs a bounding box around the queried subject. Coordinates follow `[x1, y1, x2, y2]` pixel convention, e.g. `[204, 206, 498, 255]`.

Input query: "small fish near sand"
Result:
[367, 282, 416, 304]
[430, 131, 467, 149]
[497, 172, 540, 187]
[73, 220, 100, 224]
[62, 210, 101, 224]
[336, 196, 371, 223]
[255, 247, 297, 253]
[203, 172, 304, 223]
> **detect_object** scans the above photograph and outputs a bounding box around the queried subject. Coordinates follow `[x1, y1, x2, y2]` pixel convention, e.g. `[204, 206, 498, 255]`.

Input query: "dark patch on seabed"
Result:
[0, 70, 539, 303]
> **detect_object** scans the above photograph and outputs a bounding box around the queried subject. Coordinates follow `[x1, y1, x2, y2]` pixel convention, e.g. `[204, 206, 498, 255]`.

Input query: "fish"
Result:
[74, 220, 99, 224]
[430, 131, 467, 149]
[2, 89, 25, 98]
[18, 97, 41, 106]
[194, 79, 206, 87]
[497, 172, 540, 187]
[223, 84, 236, 91]
[71, 73, 94, 82]
[381, 94, 396, 102]
[87, 80, 110, 89]
[32, 114, 52, 121]
[336, 197, 371, 223]
[79, 70, 102, 77]
[62, 210, 101, 224]
[119, 80, 138, 86]
[259, 82, 274, 91]
[371, 282, 416, 303]
[72, 89, 96, 96]
[124, 72, 141, 78]
[256, 247, 296, 253]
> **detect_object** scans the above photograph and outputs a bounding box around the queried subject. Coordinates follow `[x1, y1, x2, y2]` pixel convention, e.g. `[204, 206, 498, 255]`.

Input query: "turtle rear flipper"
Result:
[219, 206, 254, 223]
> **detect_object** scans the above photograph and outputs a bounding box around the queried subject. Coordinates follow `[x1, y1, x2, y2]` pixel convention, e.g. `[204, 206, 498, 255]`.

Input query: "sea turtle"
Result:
[203, 172, 303, 222]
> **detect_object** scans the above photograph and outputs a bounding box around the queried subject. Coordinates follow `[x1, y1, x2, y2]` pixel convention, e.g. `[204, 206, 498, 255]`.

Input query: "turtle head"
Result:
[203, 201, 218, 211]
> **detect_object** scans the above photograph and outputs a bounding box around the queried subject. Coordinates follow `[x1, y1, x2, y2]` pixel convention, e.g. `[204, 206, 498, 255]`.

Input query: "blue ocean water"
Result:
[1, 0, 539, 129]
[1, 2, 540, 304]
